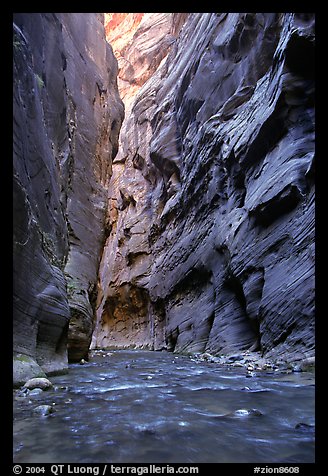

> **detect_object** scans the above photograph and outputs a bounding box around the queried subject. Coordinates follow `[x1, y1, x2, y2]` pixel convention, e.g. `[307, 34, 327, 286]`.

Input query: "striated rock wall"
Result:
[104, 13, 188, 112]
[56, 13, 124, 362]
[93, 13, 315, 363]
[92, 13, 189, 350]
[13, 13, 123, 385]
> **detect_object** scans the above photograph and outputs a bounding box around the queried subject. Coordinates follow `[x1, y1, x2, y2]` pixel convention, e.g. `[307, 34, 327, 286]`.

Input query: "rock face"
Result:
[92, 13, 189, 350]
[13, 13, 123, 385]
[93, 13, 315, 363]
[104, 13, 189, 112]
[13, 12, 315, 379]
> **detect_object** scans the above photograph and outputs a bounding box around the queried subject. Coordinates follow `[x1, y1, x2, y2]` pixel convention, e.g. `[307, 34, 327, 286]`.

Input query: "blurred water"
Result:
[13, 350, 315, 463]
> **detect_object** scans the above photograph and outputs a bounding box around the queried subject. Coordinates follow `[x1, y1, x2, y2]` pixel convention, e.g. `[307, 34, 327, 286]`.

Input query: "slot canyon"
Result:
[13, 13, 315, 464]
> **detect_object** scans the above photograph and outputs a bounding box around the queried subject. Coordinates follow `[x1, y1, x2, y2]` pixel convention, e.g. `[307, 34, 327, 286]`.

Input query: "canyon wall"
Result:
[104, 13, 189, 112]
[93, 13, 315, 363]
[13, 13, 123, 385]
[13, 12, 315, 382]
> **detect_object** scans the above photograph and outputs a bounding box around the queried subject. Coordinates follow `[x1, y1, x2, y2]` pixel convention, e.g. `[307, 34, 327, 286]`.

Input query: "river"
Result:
[13, 350, 315, 463]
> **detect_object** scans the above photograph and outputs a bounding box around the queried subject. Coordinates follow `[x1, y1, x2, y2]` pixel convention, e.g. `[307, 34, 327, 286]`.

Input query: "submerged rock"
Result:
[28, 388, 44, 396]
[54, 385, 69, 392]
[214, 408, 263, 419]
[232, 409, 263, 417]
[227, 354, 245, 362]
[292, 365, 302, 373]
[295, 422, 315, 433]
[33, 405, 54, 416]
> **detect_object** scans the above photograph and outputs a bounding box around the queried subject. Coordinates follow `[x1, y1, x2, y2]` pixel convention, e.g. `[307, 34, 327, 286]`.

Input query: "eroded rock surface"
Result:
[13, 13, 123, 385]
[104, 13, 188, 112]
[93, 13, 315, 363]
[13, 12, 315, 380]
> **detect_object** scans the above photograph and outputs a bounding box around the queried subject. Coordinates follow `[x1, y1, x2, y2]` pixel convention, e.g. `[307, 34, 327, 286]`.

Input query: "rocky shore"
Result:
[189, 351, 315, 374]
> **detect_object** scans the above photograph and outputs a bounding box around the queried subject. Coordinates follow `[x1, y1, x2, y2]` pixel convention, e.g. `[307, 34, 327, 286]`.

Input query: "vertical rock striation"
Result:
[93, 13, 315, 363]
[56, 14, 124, 362]
[104, 13, 189, 112]
[13, 12, 315, 380]
[13, 13, 123, 385]
[92, 13, 189, 350]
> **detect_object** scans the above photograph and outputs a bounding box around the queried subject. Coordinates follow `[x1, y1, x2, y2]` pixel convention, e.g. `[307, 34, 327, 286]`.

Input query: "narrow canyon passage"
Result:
[13, 13, 315, 464]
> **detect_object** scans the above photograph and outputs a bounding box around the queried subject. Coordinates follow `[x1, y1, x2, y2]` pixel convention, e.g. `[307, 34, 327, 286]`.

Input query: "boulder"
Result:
[23, 378, 53, 391]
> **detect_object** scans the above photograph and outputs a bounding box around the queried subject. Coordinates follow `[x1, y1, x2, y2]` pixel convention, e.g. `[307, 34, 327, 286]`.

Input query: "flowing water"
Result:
[13, 350, 315, 463]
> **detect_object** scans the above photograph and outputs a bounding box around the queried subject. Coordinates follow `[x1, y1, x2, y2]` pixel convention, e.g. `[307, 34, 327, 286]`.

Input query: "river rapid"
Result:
[13, 350, 315, 463]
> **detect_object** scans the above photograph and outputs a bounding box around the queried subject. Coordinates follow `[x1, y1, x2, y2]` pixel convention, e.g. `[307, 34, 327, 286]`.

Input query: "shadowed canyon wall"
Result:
[92, 12, 315, 363]
[13, 13, 315, 387]
[13, 13, 123, 385]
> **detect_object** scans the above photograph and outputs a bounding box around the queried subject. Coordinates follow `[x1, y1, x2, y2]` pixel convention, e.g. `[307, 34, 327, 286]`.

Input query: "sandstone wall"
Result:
[13, 12, 315, 380]
[93, 13, 315, 363]
[13, 13, 123, 385]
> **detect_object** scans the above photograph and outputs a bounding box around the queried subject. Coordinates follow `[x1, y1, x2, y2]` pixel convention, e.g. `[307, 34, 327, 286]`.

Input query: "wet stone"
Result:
[292, 365, 302, 373]
[28, 388, 43, 396]
[33, 405, 54, 416]
[16, 388, 28, 398]
[228, 354, 245, 362]
[232, 408, 263, 417]
[23, 378, 53, 391]
[295, 423, 315, 433]
[54, 385, 68, 391]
